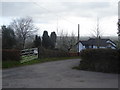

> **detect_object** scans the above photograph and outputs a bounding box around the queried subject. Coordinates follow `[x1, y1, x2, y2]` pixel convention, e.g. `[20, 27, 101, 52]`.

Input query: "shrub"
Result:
[68, 52, 78, 57]
[79, 49, 119, 73]
[2, 49, 21, 61]
[38, 47, 71, 58]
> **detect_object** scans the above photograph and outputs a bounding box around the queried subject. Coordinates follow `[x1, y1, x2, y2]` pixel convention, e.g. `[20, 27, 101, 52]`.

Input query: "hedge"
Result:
[68, 52, 78, 57]
[38, 47, 78, 58]
[79, 49, 119, 73]
[2, 49, 21, 61]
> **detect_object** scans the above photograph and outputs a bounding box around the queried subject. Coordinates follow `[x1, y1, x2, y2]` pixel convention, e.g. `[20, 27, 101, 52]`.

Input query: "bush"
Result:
[68, 52, 78, 57]
[38, 47, 69, 58]
[2, 49, 21, 61]
[79, 49, 119, 73]
[38, 47, 72, 58]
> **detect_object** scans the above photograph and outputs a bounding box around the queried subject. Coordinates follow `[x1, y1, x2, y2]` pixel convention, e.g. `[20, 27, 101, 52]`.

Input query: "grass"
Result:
[21, 55, 38, 63]
[72, 66, 80, 70]
[2, 56, 80, 69]
[2, 61, 21, 68]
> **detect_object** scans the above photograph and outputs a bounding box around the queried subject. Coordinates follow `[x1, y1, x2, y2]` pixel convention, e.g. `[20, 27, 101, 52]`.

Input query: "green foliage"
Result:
[78, 49, 119, 73]
[2, 25, 16, 49]
[21, 55, 38, 63]
[2, 61, 21, 68]
[42, 31, 51, 49]
[34, 35, 41, 47]
[118, 19, 120, 36]
[50, 32, 57, 49]
[2, 49, 21, 61]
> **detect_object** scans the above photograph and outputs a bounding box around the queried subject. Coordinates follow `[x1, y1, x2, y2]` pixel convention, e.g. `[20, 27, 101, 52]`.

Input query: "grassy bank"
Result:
[2, 56, 80, 69]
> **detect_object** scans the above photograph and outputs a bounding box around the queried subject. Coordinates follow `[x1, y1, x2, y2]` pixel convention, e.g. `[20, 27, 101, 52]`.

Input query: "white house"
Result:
[76, 38, 116, 52]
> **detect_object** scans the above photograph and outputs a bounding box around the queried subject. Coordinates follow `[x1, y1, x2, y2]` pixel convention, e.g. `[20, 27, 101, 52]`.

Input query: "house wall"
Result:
[106, 40, 116, 47]
[93, 46, 97, 48]
[78, 42, 85, 52]
[109, 46, 115, 49]
[78, 43, 106, 52]
[93, 45, 107, 49]
[78, 40, 116, 52]
[107, 44, 116, 49]
[99, 46, 106, 48]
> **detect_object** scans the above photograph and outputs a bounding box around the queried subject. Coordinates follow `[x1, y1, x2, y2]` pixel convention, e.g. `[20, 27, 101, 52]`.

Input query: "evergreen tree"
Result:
[2, 25, 16, 49]
[38, 36, 41, 46]
[34, 35, 41, 47]
[42, 31, 50, 48]
[50, 32, 57, 49]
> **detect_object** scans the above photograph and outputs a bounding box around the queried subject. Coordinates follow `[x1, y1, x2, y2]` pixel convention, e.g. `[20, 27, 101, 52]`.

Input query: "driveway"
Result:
[2, 59, 118, 88]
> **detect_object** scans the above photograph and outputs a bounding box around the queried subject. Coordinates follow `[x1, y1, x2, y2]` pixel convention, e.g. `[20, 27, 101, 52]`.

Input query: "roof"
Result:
[77, 38, 116, 47]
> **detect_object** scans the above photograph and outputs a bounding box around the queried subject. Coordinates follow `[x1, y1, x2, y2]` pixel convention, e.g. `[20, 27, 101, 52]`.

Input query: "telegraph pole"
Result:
[118, 1, 120, 49]
[56, 17, 58, 35]
[78, 24, 80, 42]
[78, 24, 80, 55]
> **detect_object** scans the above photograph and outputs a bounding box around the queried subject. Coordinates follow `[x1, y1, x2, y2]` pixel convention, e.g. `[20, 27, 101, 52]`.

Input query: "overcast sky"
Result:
[0, 0, 119, 37]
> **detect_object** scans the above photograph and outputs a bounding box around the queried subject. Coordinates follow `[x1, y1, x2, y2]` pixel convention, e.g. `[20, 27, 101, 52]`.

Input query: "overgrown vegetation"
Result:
[2, 49, 21, 61]
[73, 49, 119, 74]
[2, 25, 16, 49]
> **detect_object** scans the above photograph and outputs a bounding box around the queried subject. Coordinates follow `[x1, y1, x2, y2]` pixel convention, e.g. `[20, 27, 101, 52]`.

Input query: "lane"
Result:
[2, 59, 118, 88]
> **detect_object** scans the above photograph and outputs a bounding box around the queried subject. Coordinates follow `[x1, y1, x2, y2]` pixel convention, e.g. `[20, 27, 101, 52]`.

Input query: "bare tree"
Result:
[10, 17, 37, 49]
[90, 18, 103, 48]
[90, 18, 103, 38]
[68, 32, 77, 51]
[56, 30, 77, 52]
[56, 30, 69, 51]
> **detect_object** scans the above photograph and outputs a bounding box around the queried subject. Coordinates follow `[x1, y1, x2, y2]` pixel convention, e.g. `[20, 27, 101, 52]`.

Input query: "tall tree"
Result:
[91, 18, 102, 38]
[117, 19, 120, 49]
[90, 18, 102, 48]
[2, 25, 16, 49]
[68, 32, 77, 51]
[50, 32, 57, 49]
[10, 17, 37, 49]
[118, 19, 120, 36]
[34, 35, 41, 47]
[42, 31, 50, 48]
[56, 30, 77, 52]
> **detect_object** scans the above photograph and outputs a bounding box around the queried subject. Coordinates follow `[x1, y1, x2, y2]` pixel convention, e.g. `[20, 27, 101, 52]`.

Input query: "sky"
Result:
[0, 0, 119, 37]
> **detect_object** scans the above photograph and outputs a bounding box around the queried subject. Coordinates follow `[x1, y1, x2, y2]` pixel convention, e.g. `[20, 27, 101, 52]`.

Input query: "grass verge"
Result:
[2, 56, 80, 69]
[72, 66, 80, 70]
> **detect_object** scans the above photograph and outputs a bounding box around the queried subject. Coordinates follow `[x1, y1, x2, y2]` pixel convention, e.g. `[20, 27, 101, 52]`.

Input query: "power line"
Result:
[33, 2, 77, 25]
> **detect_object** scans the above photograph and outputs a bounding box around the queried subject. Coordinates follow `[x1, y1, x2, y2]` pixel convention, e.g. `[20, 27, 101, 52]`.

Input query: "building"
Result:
[76, 38, 116, 52]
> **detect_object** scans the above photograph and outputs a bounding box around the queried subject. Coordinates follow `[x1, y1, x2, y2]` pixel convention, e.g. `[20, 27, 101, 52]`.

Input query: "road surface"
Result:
[2, 59, 118, 88]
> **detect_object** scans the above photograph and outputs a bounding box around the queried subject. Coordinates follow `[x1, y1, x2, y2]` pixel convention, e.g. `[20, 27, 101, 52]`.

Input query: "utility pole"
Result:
[56, 17, 58, 35]
[78, 24, 80, 55]
[118, 1, 120, 49]
[78, 24, 80, 42]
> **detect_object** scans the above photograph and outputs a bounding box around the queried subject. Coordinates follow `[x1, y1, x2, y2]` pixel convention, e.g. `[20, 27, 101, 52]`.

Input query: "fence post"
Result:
[38, 46, 44, 59]
[38, 47, 39, 58]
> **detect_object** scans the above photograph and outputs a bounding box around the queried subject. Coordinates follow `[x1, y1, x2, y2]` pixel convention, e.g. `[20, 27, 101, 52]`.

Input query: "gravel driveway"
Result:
[2, 59, 118, 88]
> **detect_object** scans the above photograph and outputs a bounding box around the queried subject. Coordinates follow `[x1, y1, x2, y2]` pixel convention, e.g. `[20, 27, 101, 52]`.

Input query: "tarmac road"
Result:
[2, 59, 118, 88]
